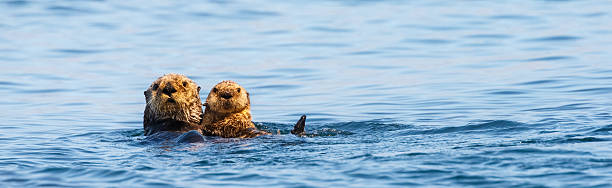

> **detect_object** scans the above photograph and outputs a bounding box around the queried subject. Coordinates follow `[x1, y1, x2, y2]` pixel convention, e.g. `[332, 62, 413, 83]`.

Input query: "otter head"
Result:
[144, 74, 202, 124]
[205, 80, 250, 114]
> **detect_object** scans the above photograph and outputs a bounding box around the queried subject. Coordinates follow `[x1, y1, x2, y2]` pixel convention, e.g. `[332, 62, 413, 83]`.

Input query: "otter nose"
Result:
[162, 83, 177, 95]
[220, 93, 232, 99]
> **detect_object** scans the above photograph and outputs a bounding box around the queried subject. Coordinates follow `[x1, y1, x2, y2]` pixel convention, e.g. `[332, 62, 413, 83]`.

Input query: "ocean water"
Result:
[1, 0, 611, 187]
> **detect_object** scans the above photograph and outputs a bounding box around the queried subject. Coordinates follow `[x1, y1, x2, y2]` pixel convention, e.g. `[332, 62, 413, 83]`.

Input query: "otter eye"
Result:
[182, 81, 188, 87]
[213, 88, 218, 93]
[237, 88, 241, 93]
[152, 84, 159, 90]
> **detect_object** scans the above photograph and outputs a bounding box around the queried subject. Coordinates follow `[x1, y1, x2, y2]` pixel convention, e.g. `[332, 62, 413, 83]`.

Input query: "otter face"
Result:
[205, 80, 250, 114]
[144, 74, 202, 123]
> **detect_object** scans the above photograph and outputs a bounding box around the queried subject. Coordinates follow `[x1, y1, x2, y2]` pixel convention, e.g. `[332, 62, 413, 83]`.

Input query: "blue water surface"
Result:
[1, 0, 611, 187]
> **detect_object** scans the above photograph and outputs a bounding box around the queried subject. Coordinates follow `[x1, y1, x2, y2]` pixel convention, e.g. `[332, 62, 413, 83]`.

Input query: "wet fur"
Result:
[201, 81, 269, 138]
[143, 74, 203, 136]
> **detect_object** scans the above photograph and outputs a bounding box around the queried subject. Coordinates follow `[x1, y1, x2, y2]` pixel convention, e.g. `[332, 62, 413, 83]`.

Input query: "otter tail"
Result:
[291, 115, 306, 135]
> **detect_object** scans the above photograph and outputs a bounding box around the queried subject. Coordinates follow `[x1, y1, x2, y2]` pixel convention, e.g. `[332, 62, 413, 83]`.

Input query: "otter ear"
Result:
[144, 90, 151, 101]
[246, 92, 250, 104]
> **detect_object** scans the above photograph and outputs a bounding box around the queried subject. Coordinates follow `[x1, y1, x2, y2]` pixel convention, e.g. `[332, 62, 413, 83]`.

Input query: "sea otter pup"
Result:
[143, 74, 203, 136]
[200, 80, 267, 138]
[201, 81, 307, 138]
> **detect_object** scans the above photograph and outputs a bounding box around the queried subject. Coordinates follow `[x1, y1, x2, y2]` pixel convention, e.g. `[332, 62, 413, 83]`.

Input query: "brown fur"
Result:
[201, 81, 270, 138]
[143, 74, 203, 136]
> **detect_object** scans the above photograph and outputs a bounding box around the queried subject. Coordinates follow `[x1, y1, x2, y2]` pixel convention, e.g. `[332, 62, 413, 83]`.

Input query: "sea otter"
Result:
[201, 81, 306, 138]
[143, 74, 203, 137]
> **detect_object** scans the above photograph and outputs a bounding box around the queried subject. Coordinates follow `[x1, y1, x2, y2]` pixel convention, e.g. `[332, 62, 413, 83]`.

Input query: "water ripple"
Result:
[53, 49, 107, 54]
[486, 90, 528, 95]
[400, 24, 464, 31]
[525, 103, 593, 112]
[0, 81, 25, 86]
[402, 38, 454, 45]
[521, 136, 610, 144]
[237, 9, 280, 17]
[4, 0, 28, 7]
[252, 84, 300, 90]
[489, 14, 538, 20]
[411, 120, 532, 135]
[525, 36, 582, 42]
[345, 50, 382, 55]
[18, 88, 74, 94]
[274, 42, 350, 48]
[308, 26, 352, 33]
[524, 56, 573, 62]
[493, 148, 592, 155]
[464, 34, 513, 39]
[516, 79, 560, 86]
[2, 0, 612, 187]
[590, 125, 612, 135]
[569, 87, 612, 95]
[46, 5, 100, 16]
